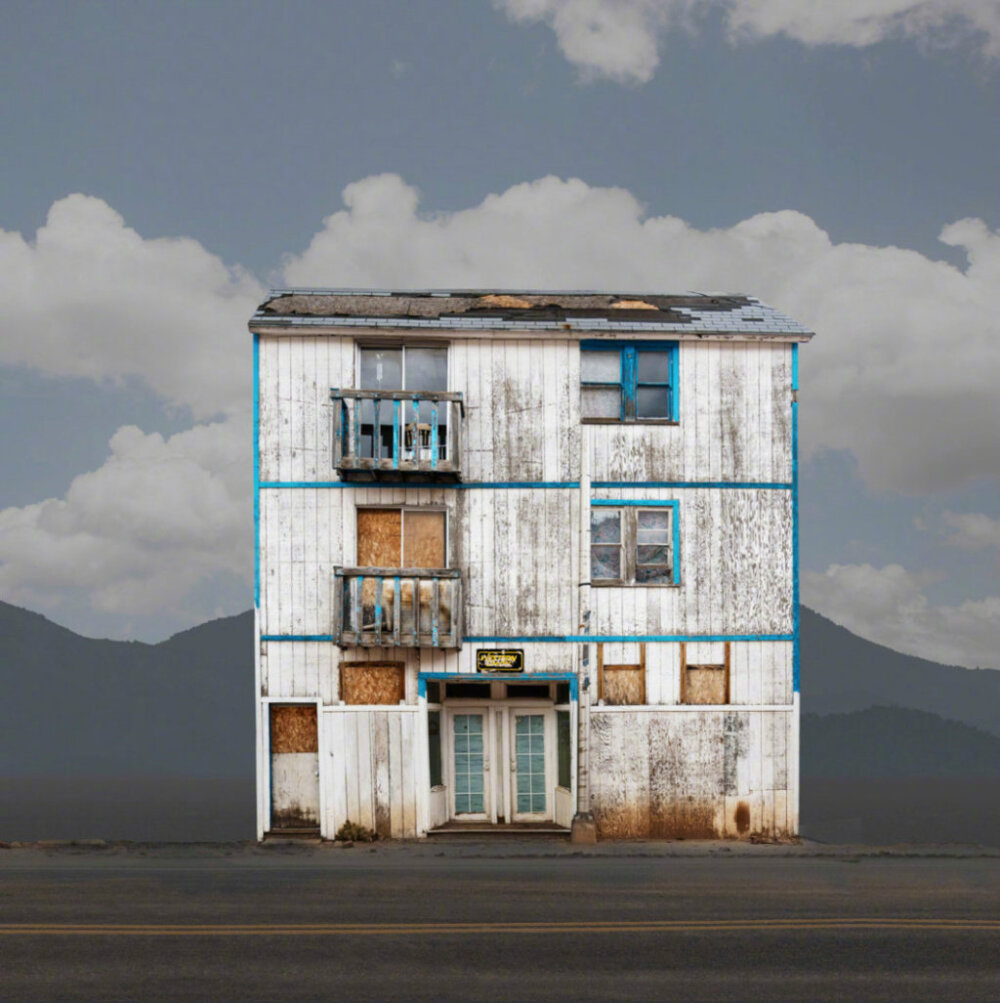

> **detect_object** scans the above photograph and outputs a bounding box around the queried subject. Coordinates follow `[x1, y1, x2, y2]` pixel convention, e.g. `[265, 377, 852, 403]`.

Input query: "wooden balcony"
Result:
[333, 568, 463, 649]
[331, 390, 464, 480]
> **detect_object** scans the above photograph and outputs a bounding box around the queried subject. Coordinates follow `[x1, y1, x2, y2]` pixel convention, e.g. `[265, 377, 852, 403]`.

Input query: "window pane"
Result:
[581, 351, 620, 383]
[637, 351, 670, 382]
[635, 565, 673, 584]
[591, 546, 621, 579]
[637, 509, 670, 543]
[405, 347, 448, 392]
[581, 387, 621, 419]
[591, 509, 621, 543]
[637, 545, 671, 566]
[360, 348, 402, 390]
[637, 385, 670, 418]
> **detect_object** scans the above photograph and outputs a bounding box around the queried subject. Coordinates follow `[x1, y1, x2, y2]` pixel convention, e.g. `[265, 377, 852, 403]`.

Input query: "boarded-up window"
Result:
[357, 508, 445, 568]
[680, 642, 730, 705]
[341, 662, 405, 705]
[597, 643, 647, 706]
[270, 704, 318, 753]
[357, 509, 402, 567]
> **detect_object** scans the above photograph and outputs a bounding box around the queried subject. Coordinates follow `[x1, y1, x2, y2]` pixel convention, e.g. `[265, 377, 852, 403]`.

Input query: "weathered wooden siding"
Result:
[587, 342, 792, 483]
[257, 336, 581, 485]
[259, 485, 580, 640]
[588, 487, 793, 636]
[322, 709, 421, 839]
[589, 708, 795, 838]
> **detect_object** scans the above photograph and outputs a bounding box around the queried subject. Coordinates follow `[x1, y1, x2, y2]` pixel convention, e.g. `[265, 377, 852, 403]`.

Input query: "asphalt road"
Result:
[1, 843, 998, 1001]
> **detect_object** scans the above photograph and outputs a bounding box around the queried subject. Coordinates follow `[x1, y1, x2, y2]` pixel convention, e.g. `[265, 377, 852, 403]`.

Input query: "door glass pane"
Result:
[581, 387, 620, 419]
[637, 351, 670, 382]
[515, 714, 547, 815]
[453, 714, 485, 814]
[637, 385, 670, 418]
[581, 351, 621, 383]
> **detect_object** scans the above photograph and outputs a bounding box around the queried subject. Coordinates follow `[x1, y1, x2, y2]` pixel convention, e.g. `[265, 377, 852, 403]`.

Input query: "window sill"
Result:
[589, 582, 682, 588]
[581, 418, 679, 426]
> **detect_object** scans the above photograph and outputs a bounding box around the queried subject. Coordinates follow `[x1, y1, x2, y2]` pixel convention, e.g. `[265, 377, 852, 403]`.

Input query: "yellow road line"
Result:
[0, 919, 997, 936]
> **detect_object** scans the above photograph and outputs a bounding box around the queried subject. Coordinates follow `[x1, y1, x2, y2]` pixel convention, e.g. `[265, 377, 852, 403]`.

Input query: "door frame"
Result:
[443, 699, 558, 824]
[260, 697, 324, 833]
[418, 672, 579, 832]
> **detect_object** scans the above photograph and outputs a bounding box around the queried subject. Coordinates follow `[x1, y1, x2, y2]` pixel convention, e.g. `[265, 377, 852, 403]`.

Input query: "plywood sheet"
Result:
[685, 667, 726, 705]
[357, 508, 401, 567]
[270, 704, 318, 753]
[603, 667, 645, 706]
[403, 510, 445, 568]
[342, 663, 405, 705]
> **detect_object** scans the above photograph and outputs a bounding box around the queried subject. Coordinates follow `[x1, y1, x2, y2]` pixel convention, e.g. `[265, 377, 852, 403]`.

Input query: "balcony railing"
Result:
[331, 390, 464, 480]
[333, 568, 463, 649]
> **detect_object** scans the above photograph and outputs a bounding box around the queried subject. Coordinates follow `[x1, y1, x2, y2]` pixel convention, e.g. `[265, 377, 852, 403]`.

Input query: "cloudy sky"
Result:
[2, 0, 998, 668]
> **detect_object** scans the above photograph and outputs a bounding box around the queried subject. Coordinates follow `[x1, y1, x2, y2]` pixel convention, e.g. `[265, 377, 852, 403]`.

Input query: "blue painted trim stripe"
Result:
[465, 634, 795, 643]
[792, 345, 800, 694]
[260, 633, 795, 643]
[261, 634, 335, 642]
[253, 334, 260, 608]
[591, 499, 676, 506]
[592, 481, 791, 490]
[419, 671, 578, 701]
[258, 479, 791, 490]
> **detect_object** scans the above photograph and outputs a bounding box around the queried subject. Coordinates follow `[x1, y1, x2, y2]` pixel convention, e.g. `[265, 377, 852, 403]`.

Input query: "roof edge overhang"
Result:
[248, 318, 813, 343]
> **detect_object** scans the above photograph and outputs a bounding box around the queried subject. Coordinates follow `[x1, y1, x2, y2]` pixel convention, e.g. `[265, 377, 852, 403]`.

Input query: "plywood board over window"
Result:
[680, 642, 730, 705]
[598, 643, 647, 706]
[341, 662, 406, 705]
[357, 509, 402, 567]
[270, 705, 318, 753]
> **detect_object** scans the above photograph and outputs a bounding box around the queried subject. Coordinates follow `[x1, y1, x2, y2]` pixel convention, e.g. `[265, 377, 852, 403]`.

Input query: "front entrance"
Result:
[446, 704, 556, 824]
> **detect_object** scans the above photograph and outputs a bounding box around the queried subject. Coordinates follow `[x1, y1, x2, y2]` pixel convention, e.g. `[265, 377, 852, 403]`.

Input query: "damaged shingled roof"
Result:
[251, 290, 813, 337]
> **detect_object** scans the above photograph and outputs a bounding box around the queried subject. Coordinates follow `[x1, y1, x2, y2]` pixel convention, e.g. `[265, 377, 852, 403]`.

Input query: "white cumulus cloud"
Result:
[942, 510, 1000, 552]
[804, 562, 999, 668]
[284, 173, 1000, 495]
[0, 418, 251, 621]
[494, 0, 1000, 83]
[0, 194, 263, 419]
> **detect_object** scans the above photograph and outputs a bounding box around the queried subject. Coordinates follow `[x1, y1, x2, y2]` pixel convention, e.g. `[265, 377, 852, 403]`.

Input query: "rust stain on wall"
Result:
[735, 801, 750, 835]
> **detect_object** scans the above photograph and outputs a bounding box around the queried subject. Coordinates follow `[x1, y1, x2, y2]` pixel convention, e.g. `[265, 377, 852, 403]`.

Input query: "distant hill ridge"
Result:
[1, 601, 997, 782]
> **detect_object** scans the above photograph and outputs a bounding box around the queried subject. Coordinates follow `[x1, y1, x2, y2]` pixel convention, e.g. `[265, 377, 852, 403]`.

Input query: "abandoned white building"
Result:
[250, 290, 812, 840]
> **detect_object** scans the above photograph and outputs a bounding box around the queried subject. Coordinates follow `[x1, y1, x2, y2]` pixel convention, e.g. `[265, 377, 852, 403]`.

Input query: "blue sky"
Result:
[2, 0, 998, 666]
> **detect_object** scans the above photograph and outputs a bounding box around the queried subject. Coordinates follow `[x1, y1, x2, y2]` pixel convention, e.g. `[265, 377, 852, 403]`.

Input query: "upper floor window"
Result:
[359, 346, 447, 395]
[590, 502, 679, 586]
[358, 345, 448, 461]
[580, 341, 678, 423]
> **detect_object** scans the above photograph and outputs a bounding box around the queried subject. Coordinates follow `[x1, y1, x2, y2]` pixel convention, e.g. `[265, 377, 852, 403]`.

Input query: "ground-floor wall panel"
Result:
[589, 707, 796, 839]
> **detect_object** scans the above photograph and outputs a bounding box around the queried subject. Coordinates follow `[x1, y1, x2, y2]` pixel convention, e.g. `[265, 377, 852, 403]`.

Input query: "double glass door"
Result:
[447, 705, 553, 823]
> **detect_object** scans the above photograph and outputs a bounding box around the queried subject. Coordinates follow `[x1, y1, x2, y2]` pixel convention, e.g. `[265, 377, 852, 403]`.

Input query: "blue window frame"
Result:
[590, 500, 681, 586]
[580, 341, 678, 422]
